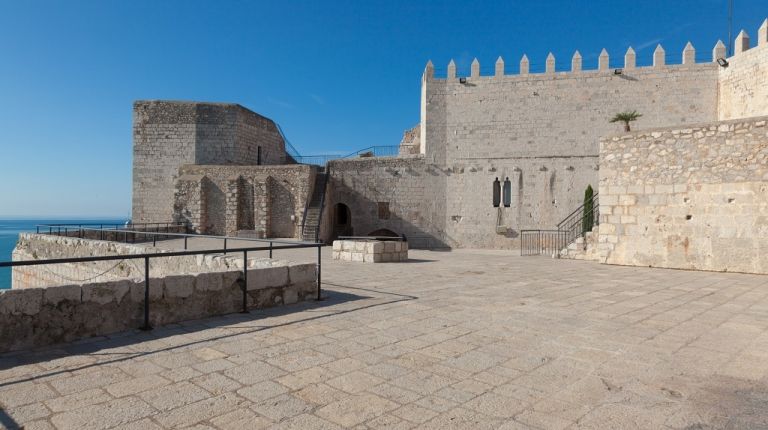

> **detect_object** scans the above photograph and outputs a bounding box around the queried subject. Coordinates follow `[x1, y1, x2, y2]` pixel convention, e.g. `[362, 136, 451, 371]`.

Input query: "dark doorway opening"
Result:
[333, 203, 353, 239]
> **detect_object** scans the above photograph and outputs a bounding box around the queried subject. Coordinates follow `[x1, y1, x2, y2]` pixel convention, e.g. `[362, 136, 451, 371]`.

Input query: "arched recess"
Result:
[332, 203, 353, 239]
[367, 228, 399, 237]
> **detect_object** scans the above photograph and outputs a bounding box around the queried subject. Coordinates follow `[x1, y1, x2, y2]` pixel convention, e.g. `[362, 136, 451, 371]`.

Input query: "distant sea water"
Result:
[0, 219, 126, 290]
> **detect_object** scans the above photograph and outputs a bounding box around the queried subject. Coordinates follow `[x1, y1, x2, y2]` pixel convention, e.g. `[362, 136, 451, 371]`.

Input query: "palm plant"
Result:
[610, 110, 642, 132]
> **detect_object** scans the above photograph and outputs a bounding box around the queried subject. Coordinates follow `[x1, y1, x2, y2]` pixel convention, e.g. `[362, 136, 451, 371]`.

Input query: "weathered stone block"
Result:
[247, 266, 288, 290]
[283, 286, 299, 305]
[288, 263, 316, 285]
[43, 285, 81, 306]
[130, 280, 162, 302]
[0, 288, 43, 315]
[163, 275, 196, 298]
[366, 242, 384, 254]
[83, 281, 131, 305]
[195, 272, 224, 292]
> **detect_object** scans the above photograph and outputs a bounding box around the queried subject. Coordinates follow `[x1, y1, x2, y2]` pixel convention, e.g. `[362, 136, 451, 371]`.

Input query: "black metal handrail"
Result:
[338, 235, 407, 242]
[42, 226, 315, 257]
[1, 239, 324, 331]
[521, 193, 599, 257]
[313, 169, 330, 243]
[36, 222, 189, 235]
[288, 145, 420, 166]
[557, 193, 599, 231]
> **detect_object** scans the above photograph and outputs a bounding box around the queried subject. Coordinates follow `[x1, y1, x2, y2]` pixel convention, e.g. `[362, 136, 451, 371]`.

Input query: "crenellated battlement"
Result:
[424, 19, 768, 81]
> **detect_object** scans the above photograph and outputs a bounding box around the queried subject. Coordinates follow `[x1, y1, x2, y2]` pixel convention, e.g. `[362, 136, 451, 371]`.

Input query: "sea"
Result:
[0, 219, 126, 290]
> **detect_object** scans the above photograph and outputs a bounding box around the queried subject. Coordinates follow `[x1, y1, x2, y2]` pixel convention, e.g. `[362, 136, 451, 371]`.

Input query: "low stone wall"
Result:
[12, 234, 247, 289]
[598, 116, 768, 274]
[332, 240, 408, 263]
[0, 258, 317, 353]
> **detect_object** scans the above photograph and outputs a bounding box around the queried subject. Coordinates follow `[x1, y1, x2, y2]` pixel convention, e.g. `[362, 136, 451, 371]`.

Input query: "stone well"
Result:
[332, 239, 408, 263]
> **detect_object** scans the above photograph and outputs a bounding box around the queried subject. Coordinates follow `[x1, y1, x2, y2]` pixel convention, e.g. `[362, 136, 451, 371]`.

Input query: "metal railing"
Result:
[557, 194, 599, 247]
[520, 230, 566, 256]
[288, 146, 420, 166]
[520, 193, 599, 257]
[42, 226, 316, 258]
[1, 239, 324, 331]
[313, 170, 329, 243]
[338, 235, 407, 242]
[342, 145, 418, 159]
[36, 222, 189, 235]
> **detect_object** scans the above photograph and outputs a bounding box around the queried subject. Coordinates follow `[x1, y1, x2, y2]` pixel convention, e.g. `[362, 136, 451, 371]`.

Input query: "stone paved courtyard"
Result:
[2, 248, 768, 429]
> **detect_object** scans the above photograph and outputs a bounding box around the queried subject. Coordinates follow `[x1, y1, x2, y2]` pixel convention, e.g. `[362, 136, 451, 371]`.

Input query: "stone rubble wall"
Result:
[174, 164, 315, 237]
[3, 234, 318, 352]
[332, 240, 408, 263]
[0, 260, 317, 353]
[399, 124, 421, 155]
[598, 116, 768, 274]
[11, 233, 286, 289]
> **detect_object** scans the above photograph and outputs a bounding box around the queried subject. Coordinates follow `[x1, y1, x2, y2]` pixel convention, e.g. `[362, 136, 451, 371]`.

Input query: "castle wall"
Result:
[132, 101, 197, 225]
[423, 62, 719, 163]
[132, 101, 287, 225]
[598, 116, 768, 274]
[325, 156, 447, 248]
[175, 164, 315, 237]
[443, 157, 598, 248]
[419, 50, 720, 248]
[718, 42, 768, 120]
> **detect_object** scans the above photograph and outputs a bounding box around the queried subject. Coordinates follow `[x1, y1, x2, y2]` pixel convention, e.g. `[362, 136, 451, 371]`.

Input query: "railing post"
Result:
[224, 238, 227, 255]
[153, 234, 156, 247]
[241, 250, 249, 313]
[316, 245, 322, 301]
[141, 256, 152, 331]
[269, 242, 273, 259]
[184, 236, 188, 250]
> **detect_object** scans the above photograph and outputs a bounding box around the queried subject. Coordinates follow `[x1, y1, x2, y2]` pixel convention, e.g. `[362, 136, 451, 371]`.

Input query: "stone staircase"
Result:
[301, 168, 328, 242]
[559, 226, 601, 261]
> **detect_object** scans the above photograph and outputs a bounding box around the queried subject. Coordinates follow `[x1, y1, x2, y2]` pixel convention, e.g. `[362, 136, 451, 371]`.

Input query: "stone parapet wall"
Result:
[598, 116, 768, 273]
[12, 233, 282, 289]
[423, 60, 718, 164]
[332, 240, 408, 263]
[0, 259, 317, 353]
[718, 33, 768, 120]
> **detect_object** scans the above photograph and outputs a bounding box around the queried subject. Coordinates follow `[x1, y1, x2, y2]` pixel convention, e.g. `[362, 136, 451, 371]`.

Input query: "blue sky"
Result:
[0, 0, 764, 218]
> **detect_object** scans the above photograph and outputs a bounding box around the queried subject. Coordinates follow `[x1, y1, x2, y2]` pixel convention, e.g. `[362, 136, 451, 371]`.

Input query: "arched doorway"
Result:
[333, 203, 353, 239]
[368, 228, 399, 238]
